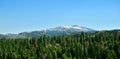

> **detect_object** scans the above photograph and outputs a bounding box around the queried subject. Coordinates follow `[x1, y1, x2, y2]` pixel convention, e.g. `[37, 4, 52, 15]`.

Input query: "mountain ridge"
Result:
[0, 25, 96, 38]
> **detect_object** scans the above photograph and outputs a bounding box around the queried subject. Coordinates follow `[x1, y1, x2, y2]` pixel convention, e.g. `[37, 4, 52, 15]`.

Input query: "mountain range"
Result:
[0, 25, 96, 38]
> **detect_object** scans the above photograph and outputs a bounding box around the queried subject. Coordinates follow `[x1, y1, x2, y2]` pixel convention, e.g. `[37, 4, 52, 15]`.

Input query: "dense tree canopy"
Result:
[0, 30, 120, 59]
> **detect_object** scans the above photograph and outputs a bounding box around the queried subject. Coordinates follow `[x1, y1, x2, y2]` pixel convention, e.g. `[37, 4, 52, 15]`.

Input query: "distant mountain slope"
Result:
[0, 25, 96, 38]
[0, 34, 6, 38]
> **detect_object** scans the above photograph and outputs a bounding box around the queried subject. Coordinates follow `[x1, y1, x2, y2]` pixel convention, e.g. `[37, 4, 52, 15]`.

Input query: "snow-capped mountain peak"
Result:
[47, 25, 95, 32]
[63, 25, 86, 30]
[0, 25, 96, 38]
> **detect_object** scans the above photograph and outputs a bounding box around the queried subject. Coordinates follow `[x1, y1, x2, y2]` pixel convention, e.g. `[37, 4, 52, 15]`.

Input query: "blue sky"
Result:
[0, 0, 120, 34]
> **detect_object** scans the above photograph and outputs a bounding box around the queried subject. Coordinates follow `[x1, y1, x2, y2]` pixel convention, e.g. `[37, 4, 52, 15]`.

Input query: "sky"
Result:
[0, 0, 120, 34]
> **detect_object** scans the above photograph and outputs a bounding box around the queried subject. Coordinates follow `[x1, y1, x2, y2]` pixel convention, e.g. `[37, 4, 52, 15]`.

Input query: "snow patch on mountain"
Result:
[46, 25, 95, 32]
[63, 25, 88, 30]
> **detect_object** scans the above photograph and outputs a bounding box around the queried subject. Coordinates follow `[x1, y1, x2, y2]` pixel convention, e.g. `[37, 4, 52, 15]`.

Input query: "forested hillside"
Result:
[0, 30, 120, 59]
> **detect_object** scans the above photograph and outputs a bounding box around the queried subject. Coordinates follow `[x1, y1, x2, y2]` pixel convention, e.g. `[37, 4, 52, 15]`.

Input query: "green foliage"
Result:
[0, 31, 120, 59]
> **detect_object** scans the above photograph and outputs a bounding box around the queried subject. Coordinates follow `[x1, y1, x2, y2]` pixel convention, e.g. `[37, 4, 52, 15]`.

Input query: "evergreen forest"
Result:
[0, 30, 120, 59]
